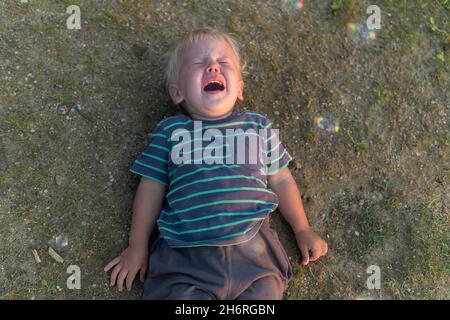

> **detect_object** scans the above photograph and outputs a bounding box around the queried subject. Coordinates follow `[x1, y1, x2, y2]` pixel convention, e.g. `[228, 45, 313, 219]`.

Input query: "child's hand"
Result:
[294, 228, 328, 265]
[103, 245, 148, 292]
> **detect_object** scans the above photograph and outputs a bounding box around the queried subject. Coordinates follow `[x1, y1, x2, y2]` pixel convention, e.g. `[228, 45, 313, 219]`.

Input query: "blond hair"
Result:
[164, 27, 246, 93]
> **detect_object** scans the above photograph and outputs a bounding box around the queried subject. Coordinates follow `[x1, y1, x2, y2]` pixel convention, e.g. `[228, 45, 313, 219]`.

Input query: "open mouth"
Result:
[203, 80, 225, 93]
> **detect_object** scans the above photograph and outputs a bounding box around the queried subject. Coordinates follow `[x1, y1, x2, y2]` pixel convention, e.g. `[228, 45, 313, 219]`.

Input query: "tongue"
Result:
[204, 82, 223, 91]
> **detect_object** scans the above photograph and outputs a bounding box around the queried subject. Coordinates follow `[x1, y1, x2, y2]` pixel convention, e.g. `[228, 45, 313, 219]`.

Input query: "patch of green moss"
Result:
[350, 219, 392, 256]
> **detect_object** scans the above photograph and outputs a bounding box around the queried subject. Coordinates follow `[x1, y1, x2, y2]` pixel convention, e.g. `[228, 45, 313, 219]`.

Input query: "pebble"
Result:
[54, 175, 62, 186]
[290, 160, 302, 171]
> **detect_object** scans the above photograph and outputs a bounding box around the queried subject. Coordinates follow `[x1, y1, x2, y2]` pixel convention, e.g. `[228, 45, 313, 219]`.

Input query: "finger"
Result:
[104, 257, 120, 272]
[309, 247, 320, 262]
[140, 264, 147, 283]
[117, 269, 129, 292]
[322, 242, 329, 256]
[300, 245, 310, 265]
[126, 269, 138, 291]
[110, 264, 122, 286]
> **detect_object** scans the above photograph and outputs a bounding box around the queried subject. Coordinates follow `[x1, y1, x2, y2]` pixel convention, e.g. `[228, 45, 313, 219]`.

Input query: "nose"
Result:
[206, 61, 220, 73]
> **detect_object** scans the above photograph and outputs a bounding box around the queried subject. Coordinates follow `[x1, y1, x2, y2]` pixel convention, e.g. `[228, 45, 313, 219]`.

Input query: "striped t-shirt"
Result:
[129, 111, 292, 247]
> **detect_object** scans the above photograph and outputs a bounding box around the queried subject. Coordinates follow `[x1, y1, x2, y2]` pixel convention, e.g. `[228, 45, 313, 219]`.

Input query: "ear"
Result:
[237, 80, 244, 101]
[169, 84, 184, 105]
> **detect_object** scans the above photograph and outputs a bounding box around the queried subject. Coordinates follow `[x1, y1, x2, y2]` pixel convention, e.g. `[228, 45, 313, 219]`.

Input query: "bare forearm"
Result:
[269, 169, 310, 233]
[128, 178, 166, 250]
[268, 168, 328, 264]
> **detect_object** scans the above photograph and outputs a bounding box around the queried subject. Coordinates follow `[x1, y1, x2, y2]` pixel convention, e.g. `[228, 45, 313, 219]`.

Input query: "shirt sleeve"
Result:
[261, 117, 292, 175]
[129, 122, 170, 186]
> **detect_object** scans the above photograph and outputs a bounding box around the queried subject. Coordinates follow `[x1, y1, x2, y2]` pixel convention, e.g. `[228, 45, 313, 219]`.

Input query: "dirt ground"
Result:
[0, 0, 448, 300]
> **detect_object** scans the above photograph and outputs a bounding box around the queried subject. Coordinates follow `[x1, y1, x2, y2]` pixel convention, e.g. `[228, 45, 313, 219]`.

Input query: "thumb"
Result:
[300, 245, 310, 265]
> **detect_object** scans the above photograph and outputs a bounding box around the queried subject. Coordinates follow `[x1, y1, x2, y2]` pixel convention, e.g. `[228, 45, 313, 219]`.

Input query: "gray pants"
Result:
[143, 216, 293, 300]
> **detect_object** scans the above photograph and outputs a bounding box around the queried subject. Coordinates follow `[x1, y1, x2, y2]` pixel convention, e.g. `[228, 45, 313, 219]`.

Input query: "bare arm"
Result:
[267, 167, 310, 233]
[129, 177, 167, 250]
[268, 167, 328, 265]
[104, 177, 166, 291]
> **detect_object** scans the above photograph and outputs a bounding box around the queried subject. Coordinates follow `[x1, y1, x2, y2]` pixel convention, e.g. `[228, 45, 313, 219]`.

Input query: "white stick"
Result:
[32, 249, 41, 263]
[48, 247, 64, 263]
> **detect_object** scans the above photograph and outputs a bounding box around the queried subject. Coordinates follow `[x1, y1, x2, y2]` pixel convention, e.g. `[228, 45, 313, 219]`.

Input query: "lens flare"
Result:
[249, 237, 267, 254]
[55, 234, 68, 247]
[315, 116, 340, 133]
[346, 19, 378, 47]
[282, 0, 303, 11]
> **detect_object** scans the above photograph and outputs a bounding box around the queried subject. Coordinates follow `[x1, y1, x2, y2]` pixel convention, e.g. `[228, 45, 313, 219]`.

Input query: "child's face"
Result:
[169, 38, 244, 119]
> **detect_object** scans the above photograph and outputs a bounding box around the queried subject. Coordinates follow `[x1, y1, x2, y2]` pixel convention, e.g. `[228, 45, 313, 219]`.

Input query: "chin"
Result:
[205, 103, 234, 113]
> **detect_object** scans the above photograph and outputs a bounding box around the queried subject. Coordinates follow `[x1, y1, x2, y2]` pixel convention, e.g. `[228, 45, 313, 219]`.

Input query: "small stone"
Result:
[0, 160, 6, 171]
[289, 160, 302, 171]
[54, 175, 62, 186]
[355, 231, 360, 236]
